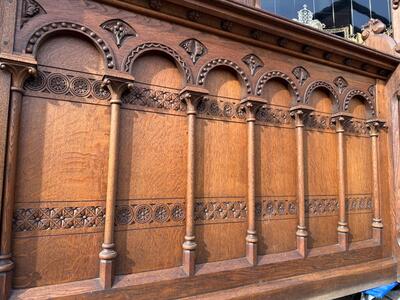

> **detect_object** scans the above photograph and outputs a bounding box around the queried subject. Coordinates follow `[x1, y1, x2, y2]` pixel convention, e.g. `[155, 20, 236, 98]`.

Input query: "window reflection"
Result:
[260, 0, 391, 35]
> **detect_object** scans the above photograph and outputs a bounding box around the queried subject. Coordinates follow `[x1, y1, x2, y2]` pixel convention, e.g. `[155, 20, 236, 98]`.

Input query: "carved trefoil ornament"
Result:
[333, 76, 348, 94]
[293, 5, 326, 30]
[292, 66, 310, 86]
[242, 54, 264, 76]
[21, 0, 47, 28]
[101, 19, 137, 48]
[179, 39, 207, 64]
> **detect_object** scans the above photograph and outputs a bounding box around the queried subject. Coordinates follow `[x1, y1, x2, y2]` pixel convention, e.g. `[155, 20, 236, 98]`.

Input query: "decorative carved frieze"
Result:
[305, 113, 335, 131]
[343, 89, 375, 116]
[179, 39, 207, 64]
[242, 54, 264, 76]
[346, 196, 373, 211]
[122, 86, 185, 111]
[197, 59, 252, 94]
[194, 201, 247, 221]
[305, 198, 339, 216]
[292, 66, 310, 86]
[256, 199, 297, 219]
[256, 71, 301, 102]
[24, 69, 112, 100]
[333, 76, 348, 94]
[124, 42, 193, 83]
[344, 119, 369, 136]
[255, 106, 292, 126]
[13, 206, 106, 232]
[101, 19, 137, 48]
[25, 22, 116, 69]
[21, 0, 47, 28]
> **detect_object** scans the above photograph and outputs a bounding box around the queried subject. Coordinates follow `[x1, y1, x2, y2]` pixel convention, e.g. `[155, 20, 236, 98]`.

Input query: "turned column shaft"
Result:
[293, 110, 308, 257]
[182, 107, 197, 276]
[335, 117, 349, 249]
[370, 129, 383, 240]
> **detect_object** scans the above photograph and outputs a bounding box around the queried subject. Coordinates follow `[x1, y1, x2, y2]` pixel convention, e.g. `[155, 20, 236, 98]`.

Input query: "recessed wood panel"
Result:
[257, 219, 297, 255]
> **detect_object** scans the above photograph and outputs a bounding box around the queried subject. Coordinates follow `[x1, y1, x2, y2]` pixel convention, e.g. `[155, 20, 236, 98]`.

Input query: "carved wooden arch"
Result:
[304, 80, 340, 110]
[343, 89, 376, 116]
[25, 21, 116, 69]
[255, 71, 301, 102]
[196, 58, 252, 95]
[123, 42, 193, 84]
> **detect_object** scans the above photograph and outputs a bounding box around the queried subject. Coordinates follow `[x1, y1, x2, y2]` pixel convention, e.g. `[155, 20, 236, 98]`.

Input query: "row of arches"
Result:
[25, 21, 376, 119]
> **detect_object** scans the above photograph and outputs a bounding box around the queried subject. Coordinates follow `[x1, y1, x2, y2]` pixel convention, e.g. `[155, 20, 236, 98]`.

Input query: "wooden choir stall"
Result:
[0, 0, 400, 299]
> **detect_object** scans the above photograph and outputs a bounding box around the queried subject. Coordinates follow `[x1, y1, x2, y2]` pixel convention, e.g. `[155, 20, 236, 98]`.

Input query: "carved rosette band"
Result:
[241, 96, 267, 265]
[99, 71, 134, 289]
[179, 86, 209, 276]
[290, 105, 314, 257]
[366, 119, 386, 242]
[0, 53, 37, 298]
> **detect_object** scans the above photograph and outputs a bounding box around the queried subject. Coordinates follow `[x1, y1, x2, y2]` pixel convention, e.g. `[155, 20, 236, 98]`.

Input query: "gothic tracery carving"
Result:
[333, 76, 348, 94]
[292, 66, 310, 86]
[242, 54, 264, 76]
[101, 19, 137, 48]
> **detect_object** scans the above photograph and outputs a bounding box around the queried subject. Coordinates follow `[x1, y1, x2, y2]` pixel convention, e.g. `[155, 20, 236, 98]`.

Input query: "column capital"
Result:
[0, 53, 37, 89]
[331, 112, 353, 133]
[290, 104, 314, 127]
[102, 70, 135, 102]
[240, 96, 267, 121]
[366, 119, 386, 136]
[179, 85, 209, 115]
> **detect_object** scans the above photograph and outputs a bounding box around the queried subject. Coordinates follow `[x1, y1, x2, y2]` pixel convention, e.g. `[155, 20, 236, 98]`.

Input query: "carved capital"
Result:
[289, 105, 314, 127]
[102, 70, 135, 102]
[179, 85, 209, 115]
[240, 96, 267, 121]
[0, 53, 37, 90]
[331, 112, 353, 133]
[366, 119, 386, 137]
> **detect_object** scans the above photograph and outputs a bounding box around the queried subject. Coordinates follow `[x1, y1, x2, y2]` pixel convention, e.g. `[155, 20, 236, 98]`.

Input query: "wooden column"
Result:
[241, 96, 266, 266]
[99, 71, 134, 289]
[179, 86, 208, 276]
[366, 119, 386, 243]
[290, 105, 314, 258]
[332, 113, 353, 250]
[0, 53, 36, 299]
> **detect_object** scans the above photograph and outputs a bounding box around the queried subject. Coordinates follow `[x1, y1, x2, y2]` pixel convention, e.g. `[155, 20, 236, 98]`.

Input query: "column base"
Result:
[183, 249, 196, 276]
[296, 235, 308, 258]
[99, 245, 117, 289]
[338, 232, 349, 250]
[246, 242, 257, 266]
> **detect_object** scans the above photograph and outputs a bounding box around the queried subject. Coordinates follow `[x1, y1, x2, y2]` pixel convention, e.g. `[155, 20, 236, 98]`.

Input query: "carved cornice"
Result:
[99, 0, 400, 80]
[25, 21, 116, 69]
[124, 42, 193, 83]
[0, 53, 37, 89]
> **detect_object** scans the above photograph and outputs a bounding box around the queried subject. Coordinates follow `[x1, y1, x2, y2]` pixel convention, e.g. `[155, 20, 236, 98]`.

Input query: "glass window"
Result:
[260, 0, 275, 13]
[314, 0, 334, 28]
[276, 1, 296, 20]
[370, 0, 390, 25]
[352, 0, 371, 31]
[334, 0, 352, 27]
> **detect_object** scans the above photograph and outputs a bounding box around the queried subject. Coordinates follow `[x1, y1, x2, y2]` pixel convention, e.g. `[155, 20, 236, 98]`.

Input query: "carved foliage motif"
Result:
[25, 22, 116, 69]
[346, 196, 373, 211]
[179, 39, 207, 64]
[195, 201, 247, 221]
[24, 70, 111, 100]
[305, 113, 335, 131]
[101, 19, 137, 48]
[197, 59, 252, 94]
[292, 66, 310, 86]
[333, 76, 348, 94]
[256, 71, 301, 102]
[197, 97, 245, 120]
[256, 106, 292, 126]
[256, 199, 297, 219]
[305, 198, 339, 216]
[242, 54, 264, 76]
[21, 0, 47, 28]
[13, 206, 105, 232]
[124, 43, 193, 83]
[304, 81, 339, 106]
[344, 119, 369, 136]
[343, 89, 375, 116]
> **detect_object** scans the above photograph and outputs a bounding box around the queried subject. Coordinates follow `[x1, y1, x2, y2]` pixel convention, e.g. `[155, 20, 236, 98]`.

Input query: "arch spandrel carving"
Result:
[25, 21, 116, 70]
[197, 58, 252, 95]
[124, 42, 193, 84]
[256, 71, 301, 103]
